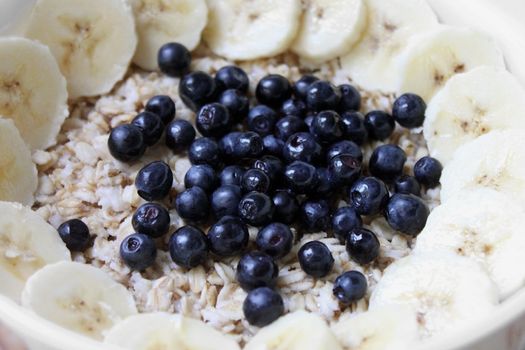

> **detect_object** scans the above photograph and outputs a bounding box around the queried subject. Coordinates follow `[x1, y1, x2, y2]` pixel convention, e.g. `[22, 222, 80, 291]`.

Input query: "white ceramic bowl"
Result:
[1, 1, 525, 349]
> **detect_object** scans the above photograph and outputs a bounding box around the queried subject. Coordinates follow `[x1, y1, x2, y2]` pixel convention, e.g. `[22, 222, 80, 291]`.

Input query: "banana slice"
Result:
[440, 130, 525, 209]
[130, 0, 208, 71]
[203, 0, 301, 61]
[340, 0, 439, 92]
[0, 201, 70, 301]
[396, 26, 505, 101]
[244, 310, 342, 350]
[105, 312, 240, 350]
[21, 261, 137, 340]
[369, 252, 498, 339]
[0, 37, 68, 151]
[415, 188, 525, 299]
[424, 66, 525, 165]
[25, 0, 137, 99]
[291, 0, 367, 63]
[331, 305, 419, 350]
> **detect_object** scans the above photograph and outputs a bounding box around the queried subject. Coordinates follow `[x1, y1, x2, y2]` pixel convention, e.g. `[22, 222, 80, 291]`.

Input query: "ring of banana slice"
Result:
[0, 0, 523, 349]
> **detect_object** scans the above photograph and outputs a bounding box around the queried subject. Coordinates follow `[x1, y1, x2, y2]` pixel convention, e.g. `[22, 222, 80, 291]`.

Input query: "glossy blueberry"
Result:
[300, 199, 331, 232]
[392, 93, 426, 129]
[219, 132, 264, 161]
[196, 103, 232, 138]
[135, 161, 173, 201]
[247, 105, 278, 136]
[293, 75, 319, 100]
[218, 89, 249, 121]
[349, 177, 390, 216]
[385, 194, 429, 236]
[184, 164, 218, 193]
[243, 287, 284, 327]
[256, 223, 294, 258]
[298, 241, 334, 278]
[120, 233, 157, 271]
[346, 228, 380, 265]
[57, 219, 91, 251]
[237, 252, 278, 291]
[281, 98, 307, 118]
[332, 207, 362, 243]
[283, 161, 318, 194]
[306, 80, 341, 112]
[314, 167, 335, 197]
[108, 124, 146, 162]
[326, 140, 363, 163]
[340, 111, 368, 145]
[238, 192, 275, 226]
[272, 190, 299, 224]
[394, 175, 421, 196]
[253, 155, 284, 183]
[283, 132, 322, 164]
[220, 165, 246, 186]
[169, 225, 209, 269]
[309, 110, 344, 144]
[214, 65, 249, 93]
[132, 203, 170, 238]
[211, 185, 242, 218]
[188, 137, 221, 168]
[338, 84, 361, 113]
[241, 169, 271, 193]
[207, 215, 249, 257]
[174, 186, 210, 222]
[179, 71, 217, 111]
[255, 74, 292, 108]
[165, 119, 196, 153]
[275, 116, 307, 141]
[414, 156, 443, 188]
[364, 110, 395, 140]
[157, 42, 191, 77]
[328, 153, 361, 186]
[369, 144, 407, 182]
[333, 271, 367, 304]
[145, 95, 176, 125]
[263, 135, 285, 157]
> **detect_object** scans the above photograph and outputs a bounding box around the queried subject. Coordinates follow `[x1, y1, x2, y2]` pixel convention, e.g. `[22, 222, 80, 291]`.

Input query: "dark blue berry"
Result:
[238, 192, 274, 226]
[326, 140, 363, 163]
[207, 215, 249, 257]
[393, 93, 426, 129]
[283, 132, 322, 164]
[57, 219, 91, 252]
[108, 124, 146, 162]
[157, 42, 190, 77]
[175, 186, 210, 222]
[211, 185, 242, 218]
[145, 95, 176, 125]
[237, 252, 278, 291]
[189, 137, 221, 168]
[220, 165, 246, 186]
[132, 203, 170, 238]
[242, 169, 271, 193]
[414, 156, 443, 188]
[263, 135, 285, 157]
[304, 113, 314, 129]
[309, 110, 343, 144]
[169, 225, 209, 269]
[135, 161, 173, 201]
[314, 167, 336, 197]
[256, 223, 294, 258]
[293, 75, 319, 100]
[364, 110, 395, 140]
[165, 119, 196, 153]
[219, 132, 264, 161]
[298, 241, 334, 278]
[281, 98, 307, 118]
[394, 175, 421, 196]
[256, 74, 292, 108]
[385, 193, 429, 236]
[272, 190, 299, 225]
[253, 155, 284, 183]
[243, 287, 284, 327]
[300, 199, 331, 232]
[369, 144, 407, 182]
[283, 161, 318, 194]
[196, 103, 232, 138]
[179, 71, 217, 111]
[332, 206, 362, 243]
[346, 228, 380, 265]
[333, 271, 367, 304]
[349, 177, 390, 216]
[184, 165, 218, 193]
[306, 80, 341, 112]
[337, 84, 361, 112]
[275, 116, 307, 141]
[247, 105, 278, 136]
[120, 233, 157, 271]
[218, 89, 249, 121]
[328, 154, 361, 186]
[215, 65, 249, 93]
[340, 111, 368, 145]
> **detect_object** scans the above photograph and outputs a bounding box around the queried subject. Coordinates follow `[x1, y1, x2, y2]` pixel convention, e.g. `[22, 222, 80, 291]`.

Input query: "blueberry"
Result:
[169, 225, 209, 269]
[132, 203, 170, 238]
[242, 169, 271, 193]
[243, 287, 284, 327]
[333, 271, 367, 304]
[157, 42, 191, 77]
[304, 113, 314, 128]
[189, 137, 221, 168]
[309, 110, 343, 144]
[247, 105, 278, 136]
[220, 165, 246, 186]
[179, 71, 217, 111]
[196, 103, 232, 138]
[331, 207, 362, 243]
[275, 116, 307, 141]
[184, 164, 218, 193]
[369, 144, 407, 182]
[256, 74, 292, 108]
[385, 193, 429, 236]
[165, 119, 196, 153]
[256, 223, 294, 258]
[211, 185, 242, 218]
[219, 132, 264, 161]
[364, 110, 395, 140]
[108, 124, 146, 162]
[215, 65, 249, 93]
[283, 161, 318, 194]
[145, 95, 176, 125]
[253, 155, 284, 183]
[281, 98, 307, 118]
[135, 161, 173, 201]
[394, 175, 421, 196]
[337, 84, 361, 112]
[218, 89, 249, 121]
[300, 199, 331, 232]
[207, 215, 249, 257]
[175, 186, 210, 222]
[326, 140, 363, 163]
[237, 252, 278, 291]
[263, 135, 285, 157]
[272, 190, 299, 224]
[131, 111, 164, 146]
[298, 241, 334, 278]
[120, 233, 157, 271]
[314, 167, 336, 197]
[306, 80, 341, 112]
[348, 177, 390, 216]
[283, 132, 322, 164]
[413, 156, 443, 188]
[346, 228, 380, 265]
[392, 93, 426, 129]
[340, 111, 368, 145]
[328, 153, 361, 186]
[57, 219, 91, 252]
[293, 75, 319, 100]
[238, 192, 275, 226]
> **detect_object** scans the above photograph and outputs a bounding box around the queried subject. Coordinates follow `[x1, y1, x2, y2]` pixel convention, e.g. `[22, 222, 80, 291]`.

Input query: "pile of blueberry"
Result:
[62, 42, 444, 328]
